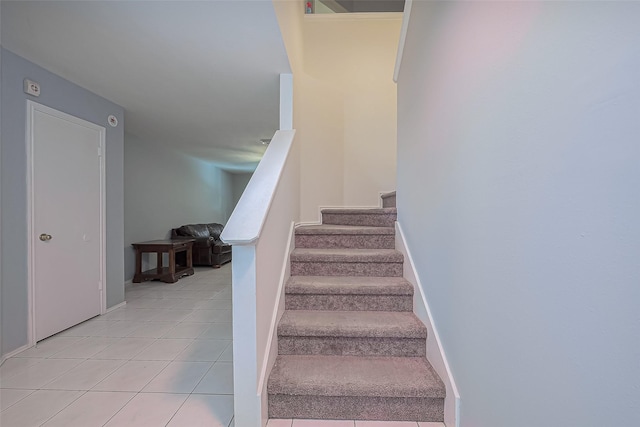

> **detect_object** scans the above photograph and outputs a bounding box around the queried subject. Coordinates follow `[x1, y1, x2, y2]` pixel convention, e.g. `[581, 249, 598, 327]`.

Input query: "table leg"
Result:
[186, 245, 193, 269]
[167, 249, 176, 283]
[156, 252, 163, 274]
[133, 249, 143, 283]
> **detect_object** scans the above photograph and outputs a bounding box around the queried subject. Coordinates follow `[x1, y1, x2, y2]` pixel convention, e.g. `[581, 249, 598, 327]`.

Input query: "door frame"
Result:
[26, 100, 107, 346]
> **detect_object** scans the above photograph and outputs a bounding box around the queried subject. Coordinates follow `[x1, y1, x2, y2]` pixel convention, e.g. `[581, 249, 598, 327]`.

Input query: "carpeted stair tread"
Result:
[322, 208, 397, 227]
[268, 355, 445, 398]
[291, 248, 403, 263]
[278, 310, 426, 338]
[286, 276, 413, 295]
[295, 225, 396, 249]
[321, 208, 397, 215]
[296, 225, 395, 235]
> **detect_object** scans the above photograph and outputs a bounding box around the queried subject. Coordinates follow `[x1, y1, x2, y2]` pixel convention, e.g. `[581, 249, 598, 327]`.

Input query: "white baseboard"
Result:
[1, 343, 32, 363]
[104, 301, 126, 314]
[258, 220, 296, 426]
[377, 190, 396, 207]
[396, 222, 460, 427]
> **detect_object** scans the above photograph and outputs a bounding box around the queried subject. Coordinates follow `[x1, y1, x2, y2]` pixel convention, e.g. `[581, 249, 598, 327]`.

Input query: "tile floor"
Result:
[0, 264, 445, 427]
[267, 422, 444, 427]
[1, 266, 234, 427]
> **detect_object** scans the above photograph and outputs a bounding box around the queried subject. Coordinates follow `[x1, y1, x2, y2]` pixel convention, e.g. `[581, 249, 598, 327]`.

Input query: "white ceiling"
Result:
[1, 1, 291, 171]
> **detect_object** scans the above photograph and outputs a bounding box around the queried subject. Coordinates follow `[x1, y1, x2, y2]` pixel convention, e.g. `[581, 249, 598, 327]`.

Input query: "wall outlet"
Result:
[24, 79, 41, 97]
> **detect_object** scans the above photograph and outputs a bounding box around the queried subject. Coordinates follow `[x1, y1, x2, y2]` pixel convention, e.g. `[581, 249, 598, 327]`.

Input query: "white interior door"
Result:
[29, 102, 105, 342]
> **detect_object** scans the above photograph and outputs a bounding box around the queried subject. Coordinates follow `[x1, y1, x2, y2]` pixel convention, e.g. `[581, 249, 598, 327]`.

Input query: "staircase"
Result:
[267, 194, 445, 421]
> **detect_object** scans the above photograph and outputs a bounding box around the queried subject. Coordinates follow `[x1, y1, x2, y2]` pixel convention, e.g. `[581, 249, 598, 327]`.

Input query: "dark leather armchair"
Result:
[171, 223, 231, 268]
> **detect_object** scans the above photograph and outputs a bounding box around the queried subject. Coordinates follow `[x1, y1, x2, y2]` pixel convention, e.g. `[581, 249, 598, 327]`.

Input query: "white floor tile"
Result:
[0, 357, 44, 380]
[103, 392, 188, 427]
[1, 266, 234, 425]
[0, 389, 83, 427]
[92, 360, 169, 392]
[13, 336, 84, 358]
[41, 391, 135, 427]
[356, 422, 419, 427]
[102, 308, 158, 321]
[143, 361, 212, 393]
[172, 299, 202, 310]
[126, 321, 178, 338]
[293, 420, 355, 427]
[0, 358, 83, 389]
[149, 309, 194, 322]
[166, 394, 234, 427]
[268, 420, 293, 427]
[0, 389, 34, 411]
[194, 299, 231, 310]
[193, 361, 233, 394]
[132, 338, 193, 361]
[175, 339, 230, 362]
[91, 337, 156, 360]
[200, 323, 233, 340]
[91, 321, 147, 338]
[162, 322, 211, 339]
[42, 359, 124, 390]
[58, 319, 110, 337]
[218, 342, 233, 362]
[49, 336, 120, 359]
[184, 309, 231, 323]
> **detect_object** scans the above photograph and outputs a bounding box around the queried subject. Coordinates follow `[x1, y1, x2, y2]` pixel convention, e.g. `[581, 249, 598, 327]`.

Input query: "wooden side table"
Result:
[132, 239, 195, 283]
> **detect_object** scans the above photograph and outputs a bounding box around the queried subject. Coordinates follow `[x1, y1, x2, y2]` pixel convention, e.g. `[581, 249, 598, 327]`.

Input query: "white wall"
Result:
[124, 133, 233, 281]
[274, 2, 401, 221]
[397, 2, 640, 426]
[298, 74, 345, 221]
[304, 15, 401, 209]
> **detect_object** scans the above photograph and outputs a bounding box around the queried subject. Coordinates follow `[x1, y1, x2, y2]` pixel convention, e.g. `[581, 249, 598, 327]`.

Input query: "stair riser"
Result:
[278, 336, 425, 357]
[291, 262, 403, 277]
[382, 195, 396, 208]
[295, 234, 395, 249]
[285, 294, 413, 311]
[322, 213, 396, 227]
[268, 395, 444, 421]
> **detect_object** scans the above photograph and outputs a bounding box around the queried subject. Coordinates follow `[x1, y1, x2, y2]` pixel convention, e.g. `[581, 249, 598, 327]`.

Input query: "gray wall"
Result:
[231, 172, 253, 210]
[1, 48, 125, 357]
[397, 2, 640, 426]
[124, 133, 234, 281]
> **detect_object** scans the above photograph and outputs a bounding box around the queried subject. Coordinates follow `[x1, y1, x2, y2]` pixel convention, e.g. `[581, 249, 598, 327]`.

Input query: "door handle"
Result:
[39, 233, 52, 242]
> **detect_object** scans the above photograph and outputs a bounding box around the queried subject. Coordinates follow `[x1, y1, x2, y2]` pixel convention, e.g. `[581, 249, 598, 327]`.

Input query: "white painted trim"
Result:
[26, 101, 107, 345]
[104, 301, 126, 314]
[258, 220, 295, 426]
[396, 221, 460, 427]
[221, 130, 296, 245]
[0, 343, 32, 364]
[231, 245, 261, 427]
[393, 0, 413, 83]
[305, 12, 403, 21]
[377, 190, 395, 207]
[280, 74, 293, 131]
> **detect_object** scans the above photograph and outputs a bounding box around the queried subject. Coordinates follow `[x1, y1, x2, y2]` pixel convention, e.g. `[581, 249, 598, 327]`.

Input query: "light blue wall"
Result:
[1, 48, 125, 357]
[123, 133, 234, 282]
[397, 2, 640, 426]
